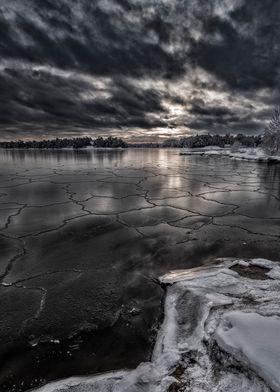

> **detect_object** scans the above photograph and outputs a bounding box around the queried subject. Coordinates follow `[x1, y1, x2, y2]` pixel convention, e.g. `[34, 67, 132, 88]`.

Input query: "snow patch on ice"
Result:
[216, 311, 280, 392]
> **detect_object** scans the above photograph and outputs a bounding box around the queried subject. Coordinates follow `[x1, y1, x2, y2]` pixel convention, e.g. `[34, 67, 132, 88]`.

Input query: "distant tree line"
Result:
[93, 136, 127, 148]
[0, 133, 265, 150]
[162, 133, 262, 148]
[0, 136, 128, 149]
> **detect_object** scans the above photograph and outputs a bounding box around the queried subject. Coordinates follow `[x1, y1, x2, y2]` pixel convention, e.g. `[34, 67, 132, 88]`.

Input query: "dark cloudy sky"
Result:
[0, 0, 279, 141]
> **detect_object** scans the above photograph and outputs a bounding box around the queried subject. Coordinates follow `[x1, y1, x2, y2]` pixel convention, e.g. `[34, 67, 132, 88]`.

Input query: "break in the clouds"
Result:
[0, 0, 279, 141]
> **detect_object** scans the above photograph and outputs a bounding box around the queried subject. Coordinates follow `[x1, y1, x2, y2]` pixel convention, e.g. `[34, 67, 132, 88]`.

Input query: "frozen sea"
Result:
[0, 148, 279, 391]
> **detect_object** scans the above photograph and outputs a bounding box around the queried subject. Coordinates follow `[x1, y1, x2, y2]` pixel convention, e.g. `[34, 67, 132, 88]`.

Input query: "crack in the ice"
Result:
[0, 238, 27, 282]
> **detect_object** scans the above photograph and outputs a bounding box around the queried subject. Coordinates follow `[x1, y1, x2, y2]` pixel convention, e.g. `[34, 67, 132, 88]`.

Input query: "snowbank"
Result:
[34, 258, 280, 392]
[180, 147, 280, 163]
[216, 311, 280, 392]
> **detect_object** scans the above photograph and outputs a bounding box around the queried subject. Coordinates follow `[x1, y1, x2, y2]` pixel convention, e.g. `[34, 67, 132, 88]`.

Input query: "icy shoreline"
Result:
[180, 146, 280, 163]
[34, 258, 280, 392]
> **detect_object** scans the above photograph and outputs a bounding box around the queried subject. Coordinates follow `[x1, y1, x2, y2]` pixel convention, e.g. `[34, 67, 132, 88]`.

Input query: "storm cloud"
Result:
[0, 0, 279, 141]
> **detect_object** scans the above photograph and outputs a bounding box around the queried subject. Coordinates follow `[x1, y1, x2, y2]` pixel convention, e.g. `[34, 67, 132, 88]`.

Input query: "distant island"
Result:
[0, 133, 262, 149]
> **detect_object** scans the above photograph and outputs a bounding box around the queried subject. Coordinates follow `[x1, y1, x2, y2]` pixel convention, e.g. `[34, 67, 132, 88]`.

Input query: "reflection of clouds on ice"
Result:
[35, 258, 280, 392]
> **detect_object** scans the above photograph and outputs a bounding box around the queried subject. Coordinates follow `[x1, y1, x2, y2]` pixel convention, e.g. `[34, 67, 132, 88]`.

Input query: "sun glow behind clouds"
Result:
[0, 0, 279, 140]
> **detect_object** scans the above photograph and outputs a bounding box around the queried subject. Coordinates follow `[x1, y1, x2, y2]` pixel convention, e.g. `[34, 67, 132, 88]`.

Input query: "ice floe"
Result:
[34, 258, 280, 392]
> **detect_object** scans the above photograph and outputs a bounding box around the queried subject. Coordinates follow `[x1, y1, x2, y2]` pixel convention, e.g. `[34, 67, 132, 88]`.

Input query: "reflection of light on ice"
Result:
[35, 258, 280, 392]
[166, 174, 183, 189]
[160, 265, 224, 283]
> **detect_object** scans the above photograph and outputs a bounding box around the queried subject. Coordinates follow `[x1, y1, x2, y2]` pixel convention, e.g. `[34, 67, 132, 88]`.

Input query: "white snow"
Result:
[180, 146, 280, 163]
[216, 311, 280, 392]
[33, 258, 280, 392]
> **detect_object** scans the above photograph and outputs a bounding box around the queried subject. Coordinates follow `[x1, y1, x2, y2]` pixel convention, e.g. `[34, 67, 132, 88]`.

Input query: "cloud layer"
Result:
[0, 0, 279, 141]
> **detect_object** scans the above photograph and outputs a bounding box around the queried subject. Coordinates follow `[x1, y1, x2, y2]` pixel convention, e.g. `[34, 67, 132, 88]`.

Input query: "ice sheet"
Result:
[34, 258, 280, 392]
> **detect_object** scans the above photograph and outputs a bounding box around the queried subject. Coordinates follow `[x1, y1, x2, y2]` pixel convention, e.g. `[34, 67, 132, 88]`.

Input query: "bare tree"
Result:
[263, 106, 280, 154]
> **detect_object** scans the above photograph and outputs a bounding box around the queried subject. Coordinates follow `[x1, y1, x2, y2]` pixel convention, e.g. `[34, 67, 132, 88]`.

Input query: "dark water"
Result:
[0, 148, 279, 391]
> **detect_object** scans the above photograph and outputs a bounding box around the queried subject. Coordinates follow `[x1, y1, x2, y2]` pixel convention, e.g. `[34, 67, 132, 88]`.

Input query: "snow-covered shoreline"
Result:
[33, 258, 280, 392]
[180, 146, 280, 163]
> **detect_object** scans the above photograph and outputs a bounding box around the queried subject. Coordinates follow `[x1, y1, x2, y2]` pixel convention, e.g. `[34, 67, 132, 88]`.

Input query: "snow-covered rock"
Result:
[33, 258, 280, 392]
[180, 147, 280, 163]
